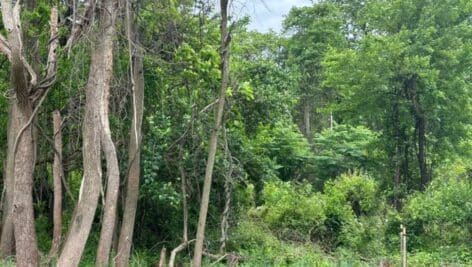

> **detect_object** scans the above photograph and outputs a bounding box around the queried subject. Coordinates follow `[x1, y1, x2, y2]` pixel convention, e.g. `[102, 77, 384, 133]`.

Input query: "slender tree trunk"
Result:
[96, 2, 120, 259]
[58, 0, 117, 265]
[50, 111, 63, 257]
[169, 144, 190, 267]
[57, 45, 102, 267]
[303, 100, 311, 139]
[115, 2, 144, 265]
[416, 115, 428, 189]
[96, 64, 120, 267]
[159, 247, 167, 267]
[192, 0, 230, 266]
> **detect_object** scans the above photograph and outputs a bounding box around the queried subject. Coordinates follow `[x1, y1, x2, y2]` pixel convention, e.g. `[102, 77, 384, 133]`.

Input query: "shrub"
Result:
[322, 172, 386, 256]
[256, 180, 325, 241]
[229, 219, 340, 266]
[403, 177, 472, 258]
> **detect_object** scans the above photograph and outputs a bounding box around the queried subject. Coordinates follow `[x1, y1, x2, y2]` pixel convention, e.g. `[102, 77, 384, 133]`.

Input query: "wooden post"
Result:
[400, 224, 407, 267]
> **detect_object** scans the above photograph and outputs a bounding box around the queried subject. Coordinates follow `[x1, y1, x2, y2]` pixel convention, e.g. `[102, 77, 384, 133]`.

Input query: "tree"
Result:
[115, 0, 145, 265]
[0, 2, 59, 265]
[283, 2, 345, 139]
[58, 0, 118, 265]
[323, 0, 472, 193]
[192, 0, 231, 265]
[50, 110, 63, 257]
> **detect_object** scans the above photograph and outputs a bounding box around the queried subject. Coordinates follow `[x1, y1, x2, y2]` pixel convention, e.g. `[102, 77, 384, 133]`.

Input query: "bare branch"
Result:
[12, 1, 37, 87]
[65, 0, 94, 56]
[0, 34, 11, 58]
[1, 0, 38, 87]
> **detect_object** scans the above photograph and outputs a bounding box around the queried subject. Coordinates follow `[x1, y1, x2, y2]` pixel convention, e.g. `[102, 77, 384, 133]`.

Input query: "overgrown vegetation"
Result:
[0, 0, 470, 266]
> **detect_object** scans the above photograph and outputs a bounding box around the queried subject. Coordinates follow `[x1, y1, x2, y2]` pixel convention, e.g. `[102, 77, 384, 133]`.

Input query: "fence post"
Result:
[400, 224, 407, 267]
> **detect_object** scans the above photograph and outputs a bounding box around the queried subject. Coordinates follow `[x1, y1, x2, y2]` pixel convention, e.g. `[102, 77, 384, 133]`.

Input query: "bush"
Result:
[250, 173, 386, 257]
[229, 219, 343, 266]
[322, 172, 386, 256]
[402, 177, 472, 260]
[256, 180, 325, 242]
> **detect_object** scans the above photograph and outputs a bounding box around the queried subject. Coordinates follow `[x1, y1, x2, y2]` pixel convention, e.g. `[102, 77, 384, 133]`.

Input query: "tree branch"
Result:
[0, 34, 11, 58]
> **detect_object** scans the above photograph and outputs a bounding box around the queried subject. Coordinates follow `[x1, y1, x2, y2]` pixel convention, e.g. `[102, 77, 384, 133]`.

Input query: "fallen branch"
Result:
[169, 239, 195, 267]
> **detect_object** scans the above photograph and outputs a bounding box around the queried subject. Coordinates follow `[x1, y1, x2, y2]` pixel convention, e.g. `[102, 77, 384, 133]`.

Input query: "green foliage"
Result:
[0, 259, 16, 267]
[1, 0, 472, 265]
[129, 251, 159, 267]
[284, 1, 347, 132]
[322, 173, 386, 256]
[403, 177, 472, 256]
[35, 215, 51, 253]
[323, 0, 472, 191]
[256, 180, 325, 240]
[231, 31, 298, 133]
[312, 124, 380, 181]
[249, 173, 386, 257]
[229, 219, 337, 266]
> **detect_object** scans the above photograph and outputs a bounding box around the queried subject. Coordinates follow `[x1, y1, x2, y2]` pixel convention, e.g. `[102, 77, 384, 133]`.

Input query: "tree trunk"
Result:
[192, 0, 230, 266]
[0, 104, 18, 258]
[416, 115, 428, 189]
[12, 98, 38, 267]
[0, 3, 58, 264]
[169, 144, 190, 267]
[303, 100, 311, 139]
[404, 75, 429, 190]
[392, 98, 401, 209]
[115, 2, 144, 266]
[0, 1, 39, 265]
[159, 247, 167, 267]
[50, 110, 63, 257]
[58, 0, 117, 265]
[96, 3, 120, 260]
[96, 61, 120, 267]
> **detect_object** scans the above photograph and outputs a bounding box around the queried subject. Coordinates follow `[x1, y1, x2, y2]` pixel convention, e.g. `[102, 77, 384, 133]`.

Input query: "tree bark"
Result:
[50, 110, 63, 257]
[96, 0, 120, 259]
[0, 4, 58, 264]
[0, 104, 18, 258]
[57, 0, 117, 265]
[115, 2, 144, 266]
[192, 0, 230, 266]
[0, 1, 39, 265]
[12, 97, 37, 267]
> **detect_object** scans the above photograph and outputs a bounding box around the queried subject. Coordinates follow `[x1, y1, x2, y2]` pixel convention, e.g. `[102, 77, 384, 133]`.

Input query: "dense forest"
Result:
[0, 0, 471, 266]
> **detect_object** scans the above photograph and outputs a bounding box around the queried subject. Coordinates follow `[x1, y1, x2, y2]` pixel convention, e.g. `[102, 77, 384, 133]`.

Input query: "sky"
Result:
[234, 0, 313, 33]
